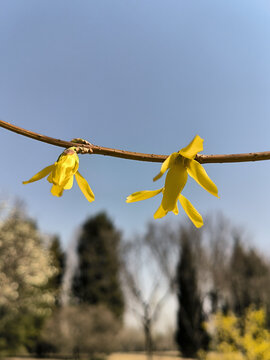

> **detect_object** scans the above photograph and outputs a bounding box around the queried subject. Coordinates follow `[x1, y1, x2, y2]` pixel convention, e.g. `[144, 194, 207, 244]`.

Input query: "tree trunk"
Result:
[144, 306, 153, 360]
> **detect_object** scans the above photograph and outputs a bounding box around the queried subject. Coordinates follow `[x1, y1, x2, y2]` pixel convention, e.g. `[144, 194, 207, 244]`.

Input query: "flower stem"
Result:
[1, 119, 270, 164]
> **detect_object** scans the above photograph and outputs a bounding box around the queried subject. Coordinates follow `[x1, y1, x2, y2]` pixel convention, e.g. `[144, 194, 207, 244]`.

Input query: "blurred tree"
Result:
[72, 212, 124, 318]
[48, 236, 66, 306]
[121, 235, 171, 360]
[144, 222, 179, 291]
[42, 305, 120, 359]
[0, 207, 57, 355]
[178, 214, 270, 324]
[201, 214, 233, 314]
[230, 239, 270, 317]
[175, 226, 209, 358]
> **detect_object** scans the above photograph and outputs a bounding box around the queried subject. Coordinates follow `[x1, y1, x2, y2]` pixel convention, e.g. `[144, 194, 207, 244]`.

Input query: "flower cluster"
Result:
[126, 135, 219, 228]
[23, 136, 218, 228]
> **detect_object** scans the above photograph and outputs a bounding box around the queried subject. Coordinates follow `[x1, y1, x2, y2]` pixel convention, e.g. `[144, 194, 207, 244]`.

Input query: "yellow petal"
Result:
[153, 153, 178, 182]
[23, 165, 54, 184]
[64, 175, 74, 189]
[179, 135, 204, 159]
[126, 188, 163, 203]
[75, 171, 95, 202]
[187, 159, 219, 197]
[172, 202, 179, 215]
[52, 153, 79, 186]
[154, 204, 167, 219]
[179, 194, 203, 228]
[51, 184, 64, 197]
[47, 172, 53, 183]
[161, 159, 188, 212]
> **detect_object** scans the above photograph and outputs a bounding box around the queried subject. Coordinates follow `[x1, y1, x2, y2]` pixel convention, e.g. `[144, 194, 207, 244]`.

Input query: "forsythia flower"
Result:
[126, 135, 218, 228]
[23, 147, 95, 202]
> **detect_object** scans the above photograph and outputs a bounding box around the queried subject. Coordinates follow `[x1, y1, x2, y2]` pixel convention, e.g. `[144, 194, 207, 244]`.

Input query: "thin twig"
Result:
[1, 119, 270, 164]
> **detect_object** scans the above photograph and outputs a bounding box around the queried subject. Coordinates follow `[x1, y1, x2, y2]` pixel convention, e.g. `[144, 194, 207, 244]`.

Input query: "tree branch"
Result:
[1, 119, 270, 164]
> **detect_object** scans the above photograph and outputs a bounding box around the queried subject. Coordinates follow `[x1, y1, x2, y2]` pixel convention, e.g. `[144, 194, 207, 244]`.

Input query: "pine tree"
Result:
[72, 212, 124, 318]
[175, 227, 209, 358]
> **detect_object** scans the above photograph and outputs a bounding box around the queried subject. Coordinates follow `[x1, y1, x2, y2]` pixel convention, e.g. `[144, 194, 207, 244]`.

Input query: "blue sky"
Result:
[1, 0, 270, 250]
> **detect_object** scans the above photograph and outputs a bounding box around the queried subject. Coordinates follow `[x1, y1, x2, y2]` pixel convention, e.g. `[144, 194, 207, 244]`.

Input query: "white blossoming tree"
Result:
[0, 206, 57, 354]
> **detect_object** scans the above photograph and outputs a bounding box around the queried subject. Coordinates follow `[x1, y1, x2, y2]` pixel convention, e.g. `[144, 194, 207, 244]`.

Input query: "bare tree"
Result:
[144, 222, 180, 291]
[144, 221, 209, 293]
[121, 232, 173, 360]
[121, 215, 255, 359]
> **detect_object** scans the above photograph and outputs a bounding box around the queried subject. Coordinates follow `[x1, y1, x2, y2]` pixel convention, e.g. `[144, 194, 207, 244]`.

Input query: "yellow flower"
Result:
[126, 135, 218, 228]
[23, 147, 95, 202]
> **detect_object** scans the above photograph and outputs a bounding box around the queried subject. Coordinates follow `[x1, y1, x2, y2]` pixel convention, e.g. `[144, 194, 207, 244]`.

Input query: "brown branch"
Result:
[1, 119, 270, 164]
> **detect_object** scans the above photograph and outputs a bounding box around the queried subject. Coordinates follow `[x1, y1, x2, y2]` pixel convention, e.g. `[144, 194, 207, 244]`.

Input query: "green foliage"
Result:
[175, 226, 209, 358]
[203, 307, 270, 360]
[0, 208, 57, 354]
[72, 212, 124, 318]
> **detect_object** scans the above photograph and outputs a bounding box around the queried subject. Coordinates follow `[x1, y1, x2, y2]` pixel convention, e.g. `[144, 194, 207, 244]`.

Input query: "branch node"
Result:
[71, 138, 93, 146]
[71, 138, 94, 155]
[75, 146, 93, 155]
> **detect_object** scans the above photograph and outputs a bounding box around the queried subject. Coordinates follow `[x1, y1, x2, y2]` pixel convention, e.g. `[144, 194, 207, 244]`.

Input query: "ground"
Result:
[7, 354, 189, 360]
[108, 353, 189, 360]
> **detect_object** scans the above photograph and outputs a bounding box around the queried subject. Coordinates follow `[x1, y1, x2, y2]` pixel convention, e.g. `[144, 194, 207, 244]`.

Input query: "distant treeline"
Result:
[0, 205, 270, 359]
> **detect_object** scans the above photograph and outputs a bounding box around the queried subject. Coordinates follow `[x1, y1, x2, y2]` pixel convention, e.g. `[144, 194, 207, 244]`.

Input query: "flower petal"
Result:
[179, 194, 203, 228]
[51, 184, 64, 197]
[47, 172, 53, 183]
[172, 202, 179, 215]
[154, 204, 167, 219]
[161, 159, 188, 212]
[153, 153, 178, 182]
[75, 171, 95, 202]
[179, 135, 204, 159]
[187, 159, 219, 197]
[126, 188, 163, 203]
[52, 152, 79, 186]
[23, 165, 54, 184]
[64, 175, 74, 189]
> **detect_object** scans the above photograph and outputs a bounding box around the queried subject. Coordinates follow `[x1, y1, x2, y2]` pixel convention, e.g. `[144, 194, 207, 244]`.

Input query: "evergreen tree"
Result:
[48, 236, 66, 305]
[72, 212, 124, 318]
[230, 239, 270, 317]
[175, 227, 209, 358]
